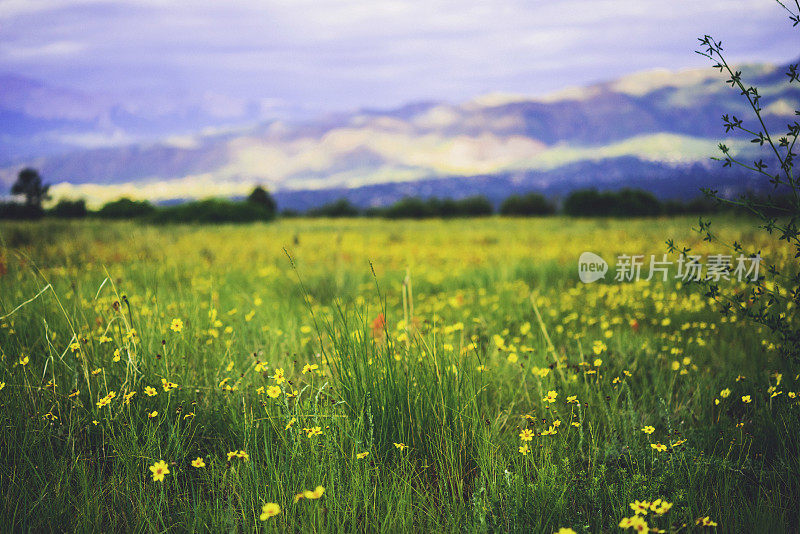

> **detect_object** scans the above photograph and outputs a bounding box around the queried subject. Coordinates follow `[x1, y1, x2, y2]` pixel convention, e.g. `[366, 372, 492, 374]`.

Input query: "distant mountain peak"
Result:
[2, 59, 796, 207]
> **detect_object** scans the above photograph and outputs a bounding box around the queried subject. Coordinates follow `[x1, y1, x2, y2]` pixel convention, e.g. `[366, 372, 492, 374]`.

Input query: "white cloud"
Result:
[1, 40, 86, 59]
[0, 0, 77, 19]
[0, 0, 796, 113]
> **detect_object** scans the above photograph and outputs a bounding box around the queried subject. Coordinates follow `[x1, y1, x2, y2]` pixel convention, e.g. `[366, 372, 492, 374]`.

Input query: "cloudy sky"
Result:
[0, 0, 797, 116]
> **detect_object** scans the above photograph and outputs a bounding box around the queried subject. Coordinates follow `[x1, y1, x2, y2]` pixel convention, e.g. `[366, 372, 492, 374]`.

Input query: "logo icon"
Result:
[578, 252, 608, 283]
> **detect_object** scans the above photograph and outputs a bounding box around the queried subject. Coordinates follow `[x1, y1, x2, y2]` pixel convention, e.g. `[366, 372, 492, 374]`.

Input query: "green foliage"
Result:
[0, 217, 796, 532]
[10, 168, 50, 209]
[151, 198, 275, 224]
[96, 198, 157, 219]
[563, 189, 663, 217]
[663, 197, 721, 216]
[441, 195, 493, 218]
[687, 3, 800, 362]
[381, 196, 436, 219]
[500, 192, 555, 216]
[246, 186, 277, 219]
[29, 190, 745, 224]
[379, 195, 494, 219]
[48, 199, 87, 218]
[307, 198, 360, 218]
[0, 202, 43, 220]
[91, 188, 277, 223]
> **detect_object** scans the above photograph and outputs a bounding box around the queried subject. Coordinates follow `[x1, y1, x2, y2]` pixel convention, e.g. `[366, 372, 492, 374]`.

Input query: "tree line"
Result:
[0, 167, 779, 222]
[281, 191, 752, 219]
[1, 168, 279, 222]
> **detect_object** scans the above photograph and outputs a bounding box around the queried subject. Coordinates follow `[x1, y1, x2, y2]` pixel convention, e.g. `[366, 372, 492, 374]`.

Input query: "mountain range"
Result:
[1, 60, 797, 210]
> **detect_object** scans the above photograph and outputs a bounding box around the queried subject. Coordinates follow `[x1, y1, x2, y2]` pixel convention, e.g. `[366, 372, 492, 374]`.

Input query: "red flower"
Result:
[371, 313, 386, 339]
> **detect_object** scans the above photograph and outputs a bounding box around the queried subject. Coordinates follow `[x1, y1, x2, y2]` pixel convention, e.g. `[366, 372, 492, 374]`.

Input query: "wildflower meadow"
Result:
[0, 216, 798, 532]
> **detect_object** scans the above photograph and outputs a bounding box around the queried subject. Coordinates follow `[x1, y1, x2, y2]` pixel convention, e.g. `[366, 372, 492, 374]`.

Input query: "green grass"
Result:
[0, 217, 797, 532]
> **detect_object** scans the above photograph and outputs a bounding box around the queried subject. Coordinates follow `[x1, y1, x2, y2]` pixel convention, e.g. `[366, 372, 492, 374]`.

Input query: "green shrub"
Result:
[0, 202, 43, 220]
[152, 198, 275, 224]
[563, 189, 662, 217]
[48, 199, 87, 218]
[247, 186, 277, 219]
[96, 198, 156, 219]
[499, 192, 555, 216]
[382, 197, 436, 219]
[308, 199, 360, 217]
[379, 196, 493, 219]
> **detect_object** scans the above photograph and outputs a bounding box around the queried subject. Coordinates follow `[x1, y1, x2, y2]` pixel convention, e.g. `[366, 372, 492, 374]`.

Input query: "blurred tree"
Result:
[247, 186, 277, 219]
[499, 192, 555, 216]
[97, 198, 156, 219]
[383, 197, 435, 219]
[453, 196, 493, 217]
[563, 188, 662, 217]
[308, 198, 360, 217]
[11, 168, 50, 209]
[49, 199, 87, 218]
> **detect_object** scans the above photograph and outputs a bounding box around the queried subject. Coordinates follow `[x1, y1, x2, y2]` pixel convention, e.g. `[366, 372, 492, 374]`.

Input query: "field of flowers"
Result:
[0, 216, 797, 532]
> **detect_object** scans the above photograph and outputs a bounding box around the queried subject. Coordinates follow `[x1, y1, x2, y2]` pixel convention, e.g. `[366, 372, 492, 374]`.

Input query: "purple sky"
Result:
[0, 0, 797, 117]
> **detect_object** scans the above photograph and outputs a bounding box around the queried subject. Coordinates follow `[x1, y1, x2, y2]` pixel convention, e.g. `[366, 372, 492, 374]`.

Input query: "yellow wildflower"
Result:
[271, 368, 285, 384]
[96, 391, 116, 408]
[650, 499, 672, 515]
[696, 516, 718, 527]
[629, 500, 651, 515]
[260, 502, 280, 520]
[303, 485, 325, 499]
[149, 460, 170, 482]
[304, 426, 323, 438]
